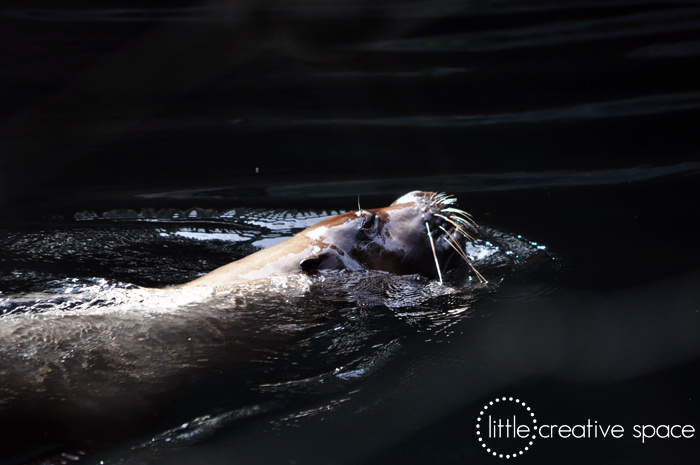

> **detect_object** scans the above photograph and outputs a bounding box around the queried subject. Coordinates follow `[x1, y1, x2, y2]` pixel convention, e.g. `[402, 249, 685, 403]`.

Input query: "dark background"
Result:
[2, 0, 699, 213]
[1, 0, 699, 464]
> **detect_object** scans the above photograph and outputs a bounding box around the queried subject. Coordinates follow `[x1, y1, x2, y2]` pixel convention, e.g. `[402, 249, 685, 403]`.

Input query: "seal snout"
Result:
[410, 191, 487, 284]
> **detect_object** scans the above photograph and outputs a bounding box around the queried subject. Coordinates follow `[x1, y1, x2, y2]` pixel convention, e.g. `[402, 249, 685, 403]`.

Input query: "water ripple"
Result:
[366, 8, 700, 52]
[256, 92, 700, 128]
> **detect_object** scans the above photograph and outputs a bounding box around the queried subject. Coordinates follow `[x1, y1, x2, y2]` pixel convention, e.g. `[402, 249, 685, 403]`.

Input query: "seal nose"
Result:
[391, 191, 433, 206]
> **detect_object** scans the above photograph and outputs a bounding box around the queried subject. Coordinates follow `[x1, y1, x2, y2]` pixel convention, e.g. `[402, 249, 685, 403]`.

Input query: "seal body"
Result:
[0, 191, 476, 464]
[184, 191, 471, 287]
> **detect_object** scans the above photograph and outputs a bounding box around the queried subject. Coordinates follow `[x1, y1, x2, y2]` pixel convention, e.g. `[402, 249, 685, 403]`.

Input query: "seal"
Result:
[0, 191, 483, 464]
[183, 191, 485, 287]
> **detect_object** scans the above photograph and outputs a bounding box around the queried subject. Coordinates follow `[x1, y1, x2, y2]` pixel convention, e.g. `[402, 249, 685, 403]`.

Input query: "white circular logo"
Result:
[476, 397, 538, 459]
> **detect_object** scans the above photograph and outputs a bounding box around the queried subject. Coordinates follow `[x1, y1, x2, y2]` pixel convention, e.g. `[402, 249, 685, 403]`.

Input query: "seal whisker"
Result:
[439, 226, 488, 284]
[448, 214, 478, 233]
[443, 207, 474, 220]
[425, 221, 443, 286]
[436, 213, 474, 240]
[428, 194, 443, 208]
[437, 226, 471, 264]
[436, 193, 457, 206]
[429, 192, 456, 208]
[436, 214, 474, 241]
[443, 208, 478, 229]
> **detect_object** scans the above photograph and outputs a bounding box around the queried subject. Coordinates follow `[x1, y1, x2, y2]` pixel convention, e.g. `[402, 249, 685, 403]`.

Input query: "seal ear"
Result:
[300, 253, 328, 272]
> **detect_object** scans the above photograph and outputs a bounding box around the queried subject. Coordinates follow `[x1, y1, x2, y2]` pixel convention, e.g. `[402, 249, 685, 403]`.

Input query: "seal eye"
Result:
[300, 253, 326, 272]
[360, 213, 377, 230]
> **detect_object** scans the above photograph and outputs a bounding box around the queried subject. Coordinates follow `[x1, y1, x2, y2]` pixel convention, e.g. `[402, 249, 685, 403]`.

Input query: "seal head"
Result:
[184, 191, 481, 286]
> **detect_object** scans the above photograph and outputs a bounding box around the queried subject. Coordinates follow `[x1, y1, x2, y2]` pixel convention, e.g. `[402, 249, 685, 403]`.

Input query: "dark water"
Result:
[1, 1, 700, 464]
